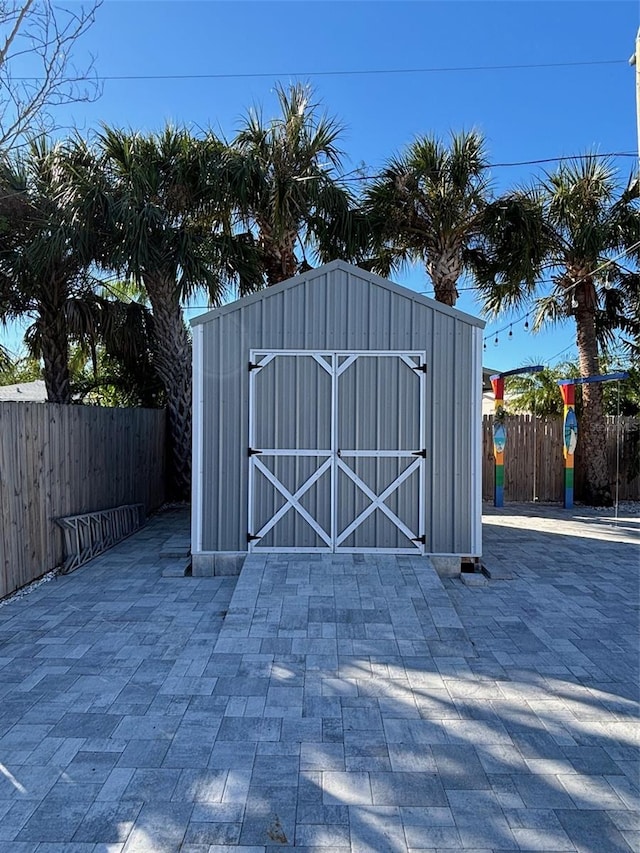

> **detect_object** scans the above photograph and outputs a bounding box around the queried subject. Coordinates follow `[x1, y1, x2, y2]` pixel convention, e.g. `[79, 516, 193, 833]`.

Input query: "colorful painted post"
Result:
[558, 382, 578, 508]
[489, 366, 543, 509]
[490, 375, 506, 507]
[557, 372, 629, 509]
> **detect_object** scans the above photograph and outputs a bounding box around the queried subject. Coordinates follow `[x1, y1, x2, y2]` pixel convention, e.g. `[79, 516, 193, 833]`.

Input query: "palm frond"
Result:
[362, 130, 494, 300]
[533, 294, 567, 331]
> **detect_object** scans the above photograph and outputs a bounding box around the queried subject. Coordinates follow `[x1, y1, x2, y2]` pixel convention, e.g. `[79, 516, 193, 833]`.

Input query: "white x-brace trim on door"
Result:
[248, 350, 426, 553]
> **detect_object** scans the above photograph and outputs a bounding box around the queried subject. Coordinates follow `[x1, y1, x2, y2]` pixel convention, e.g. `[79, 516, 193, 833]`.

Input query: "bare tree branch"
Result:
[0, 0, 101, 150]
[0, 0, 34, 66]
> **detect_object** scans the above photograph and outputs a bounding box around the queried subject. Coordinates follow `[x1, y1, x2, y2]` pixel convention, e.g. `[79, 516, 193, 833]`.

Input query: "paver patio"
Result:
[0, 503, 637, 852]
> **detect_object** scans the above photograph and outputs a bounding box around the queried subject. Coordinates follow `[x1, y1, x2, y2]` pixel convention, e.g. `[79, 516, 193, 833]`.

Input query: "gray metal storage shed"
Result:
[191, 260, 484, 574]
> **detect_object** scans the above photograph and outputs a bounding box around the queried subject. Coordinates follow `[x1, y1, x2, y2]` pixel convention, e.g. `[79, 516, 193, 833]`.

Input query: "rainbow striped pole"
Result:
[558, 382, 578, 508]
[490, 375, 506, 507]
[490, 366, 544, 509]
[557, 372, 628, 509]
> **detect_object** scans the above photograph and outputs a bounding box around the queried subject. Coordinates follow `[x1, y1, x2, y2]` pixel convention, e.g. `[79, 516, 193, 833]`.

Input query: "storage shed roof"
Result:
[191, 260, 485, 330]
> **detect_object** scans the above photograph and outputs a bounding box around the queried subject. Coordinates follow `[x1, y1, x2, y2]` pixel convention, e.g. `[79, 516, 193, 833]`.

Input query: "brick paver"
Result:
[0, 503, 637, 851]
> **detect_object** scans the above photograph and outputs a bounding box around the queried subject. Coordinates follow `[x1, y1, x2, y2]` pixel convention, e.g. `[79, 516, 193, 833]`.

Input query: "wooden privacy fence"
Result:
[0, 403, 166, 600]
[482, 414, 639, 503]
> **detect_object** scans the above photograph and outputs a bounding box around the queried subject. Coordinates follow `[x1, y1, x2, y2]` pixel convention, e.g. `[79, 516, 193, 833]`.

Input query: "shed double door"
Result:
[248, 350, 426, 553]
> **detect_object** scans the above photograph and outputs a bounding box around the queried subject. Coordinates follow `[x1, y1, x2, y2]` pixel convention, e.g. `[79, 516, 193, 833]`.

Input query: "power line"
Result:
[1, 153, 633, 210]
[185, 241, 640, 318]
[189, 241, 640, 317]
[547, 342, 576, 364]
[342, 151, 638, 182]
[482, 152, 637, 169]
[11, 58, 626, 83]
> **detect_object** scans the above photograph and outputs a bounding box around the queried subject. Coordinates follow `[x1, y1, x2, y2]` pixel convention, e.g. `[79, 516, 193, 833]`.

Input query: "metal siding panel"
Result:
[335, 355, 421, 549]
[282, 277, 306, 349]
[200, 320, 218, 551]
[410, 305, 434, 551]
[191, 324, 204, 552]
[254, 455, 331, 549]
[239, 299, 266, 548]
[253, 354, 332, 549]
[388, 287, 414, 350]
[201, 299, 258, 552]
[461, 325, 474, 552]
[305, 274, 328, 349]
[449, 322, 461, 553]
[368, 284, 392, 350]
[367, 290, 419, 547]
[423, 314, 476, 555]
[218, 311, 245, 551]
[452, 323, 469, 553]
[326, 268, 347, 348]
[470, 327, 483, 556]
[429, 312, 455, 553]
[345, 271, 370, 349]
[461, 323, 477, 553]
[263, 290, 286, 350]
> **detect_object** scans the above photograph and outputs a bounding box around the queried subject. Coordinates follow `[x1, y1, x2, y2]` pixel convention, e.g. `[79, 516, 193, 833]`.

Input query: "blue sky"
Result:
[3, 0, 638, 372]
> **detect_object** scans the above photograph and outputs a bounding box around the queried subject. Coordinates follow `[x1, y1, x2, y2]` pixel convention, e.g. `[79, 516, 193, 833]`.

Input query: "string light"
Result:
[484, 311, 534, 347]
[481, 238, 640, 348]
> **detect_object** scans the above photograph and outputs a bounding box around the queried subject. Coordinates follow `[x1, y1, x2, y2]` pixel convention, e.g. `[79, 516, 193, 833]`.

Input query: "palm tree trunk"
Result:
[145, 274, 192, 500]
[263, 251, 287, 286]
[280, 242, 298, 282]
[261, 230, 298, 286]
[427, 245, 462, 307]
[574, 292, 612, 506]
[39, 308, 71, 404]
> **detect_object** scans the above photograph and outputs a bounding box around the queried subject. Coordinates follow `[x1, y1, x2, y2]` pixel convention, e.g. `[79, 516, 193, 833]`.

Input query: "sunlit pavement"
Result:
[0, 503, 637, 852]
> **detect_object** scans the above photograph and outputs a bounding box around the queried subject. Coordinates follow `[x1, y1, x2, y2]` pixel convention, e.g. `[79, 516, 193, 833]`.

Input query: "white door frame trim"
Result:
[248, 349, 426, 553]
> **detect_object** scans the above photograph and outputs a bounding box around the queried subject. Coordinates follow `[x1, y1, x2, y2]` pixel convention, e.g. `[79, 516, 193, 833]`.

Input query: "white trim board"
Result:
[248, 349, 427, 554]
[191, 323, 204, 554]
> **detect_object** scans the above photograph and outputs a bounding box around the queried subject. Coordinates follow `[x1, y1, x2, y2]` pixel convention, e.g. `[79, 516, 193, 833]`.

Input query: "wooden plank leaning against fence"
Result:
[482, 414, 640, 503]
[0, 402, 166, 600]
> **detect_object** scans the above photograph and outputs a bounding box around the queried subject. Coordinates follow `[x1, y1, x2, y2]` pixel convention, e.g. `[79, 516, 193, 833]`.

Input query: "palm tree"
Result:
[65, 281, 164, 408]
[227, 83, 364, 285]
[0, 352, 41, 384]
[0, 139, 98, 403]
[478, 156, 640, 506]
[71, 126, 261, 498]
[505, 361, 581, 417]
[363, 130, 492, 306]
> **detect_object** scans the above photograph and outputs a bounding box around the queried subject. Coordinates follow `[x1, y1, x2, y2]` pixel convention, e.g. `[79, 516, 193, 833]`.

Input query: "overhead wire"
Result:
[481, 239, 640, 345]
[184, 242, 640, 315]
[341, 151, 638, 182]
[3, 52, 636, 360]
[10, 58, 627, 83]
[546, 342, 576, 364]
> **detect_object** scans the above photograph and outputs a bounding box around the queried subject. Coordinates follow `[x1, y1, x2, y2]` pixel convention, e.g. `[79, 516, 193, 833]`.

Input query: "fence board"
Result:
[0, 403, 166, 599]
[483, 414, 639, 503]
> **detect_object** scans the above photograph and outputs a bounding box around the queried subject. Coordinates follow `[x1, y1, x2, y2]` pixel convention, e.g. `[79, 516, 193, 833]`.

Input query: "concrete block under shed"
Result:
[431, 556, 461, 578]
[192, 552, 246, 577]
